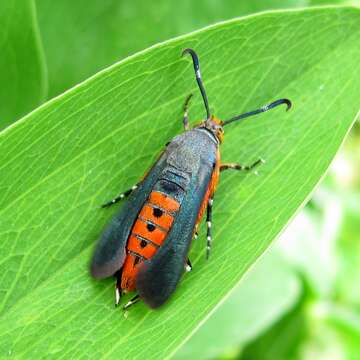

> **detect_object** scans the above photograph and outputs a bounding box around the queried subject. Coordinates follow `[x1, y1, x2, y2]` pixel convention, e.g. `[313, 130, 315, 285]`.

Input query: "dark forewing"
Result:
[90, 153, 168, 279]
[136, 159, 214, 308]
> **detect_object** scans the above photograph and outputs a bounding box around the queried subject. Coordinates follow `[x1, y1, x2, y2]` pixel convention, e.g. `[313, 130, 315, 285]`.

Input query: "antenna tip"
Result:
[284, 99, 292, 111]
[181, 48, 194, 57]
[269, 98, 292, 112]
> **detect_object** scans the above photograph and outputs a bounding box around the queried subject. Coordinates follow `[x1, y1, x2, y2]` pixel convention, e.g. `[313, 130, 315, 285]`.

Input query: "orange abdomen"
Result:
[121, 191, 180, 291]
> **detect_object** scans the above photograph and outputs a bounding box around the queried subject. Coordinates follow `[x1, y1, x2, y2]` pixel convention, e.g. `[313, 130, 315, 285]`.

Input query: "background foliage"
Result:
[0, 0, 47, 130]
[0, 1, 359, 359]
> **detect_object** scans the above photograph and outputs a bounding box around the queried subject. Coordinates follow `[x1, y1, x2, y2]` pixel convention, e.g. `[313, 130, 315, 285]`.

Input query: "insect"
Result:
[90, 48, 291, 310]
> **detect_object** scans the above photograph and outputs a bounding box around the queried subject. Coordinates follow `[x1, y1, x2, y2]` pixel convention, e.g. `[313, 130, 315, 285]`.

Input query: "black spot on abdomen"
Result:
[153, 207, 163, 217]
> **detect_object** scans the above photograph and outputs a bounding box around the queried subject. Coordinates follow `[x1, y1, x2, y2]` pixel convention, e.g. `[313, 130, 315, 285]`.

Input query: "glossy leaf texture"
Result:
[0, 7, 360, 359]
[0, 0, 47, 130]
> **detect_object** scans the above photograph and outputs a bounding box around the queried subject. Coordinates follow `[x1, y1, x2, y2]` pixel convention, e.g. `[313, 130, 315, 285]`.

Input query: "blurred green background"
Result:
[1, 0, 359, 359]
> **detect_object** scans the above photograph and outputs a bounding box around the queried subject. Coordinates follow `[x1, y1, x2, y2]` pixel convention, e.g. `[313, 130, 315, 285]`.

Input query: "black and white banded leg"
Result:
[185, 258, 192, 272]
[123, 294, 140, 310]
[220, 158, 265, 174]
[183, 94, 193, 131]
[114, 270, 123, 307]
[206, 197, 213, 259]
[102, 183, 139, 208]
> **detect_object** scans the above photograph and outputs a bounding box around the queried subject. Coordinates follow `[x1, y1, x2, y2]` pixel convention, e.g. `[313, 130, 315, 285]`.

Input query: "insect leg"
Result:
[206, 198, 213, 259]
[185, 258, 192, 272]
[220, 158, 265, 173]
[193, 224, 199, 240]
[101, 184, 139, 208]
[183, 94, 193, 130]
[123, 294, 140, 310]
[114, 270, 123, 307]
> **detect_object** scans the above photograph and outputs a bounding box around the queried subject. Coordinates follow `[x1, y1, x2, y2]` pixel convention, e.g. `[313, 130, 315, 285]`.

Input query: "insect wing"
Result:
[90, 153, 168, 279]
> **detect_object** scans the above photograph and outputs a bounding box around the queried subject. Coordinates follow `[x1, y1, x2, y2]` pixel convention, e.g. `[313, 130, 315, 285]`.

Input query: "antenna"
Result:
[182, 48, 211, 119]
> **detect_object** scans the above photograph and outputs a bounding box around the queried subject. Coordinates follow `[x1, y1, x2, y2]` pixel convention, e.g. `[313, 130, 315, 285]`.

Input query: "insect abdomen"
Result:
[121, 167, 190, 291]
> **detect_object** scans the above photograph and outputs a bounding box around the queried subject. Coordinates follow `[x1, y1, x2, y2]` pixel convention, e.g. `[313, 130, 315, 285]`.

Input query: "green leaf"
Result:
[326, 305, 360, 359]
[309, 0, 360, 5]
[241, 299, 360, 360]
[240, 296, 307, 360]
[277, 188, 343, 298]
[0, 0, 47, 130]
[336, 194, 360, 306]
[36, 0, 306, 98]
[0, 7, 359, 359]
[174, 250, 300, 359]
